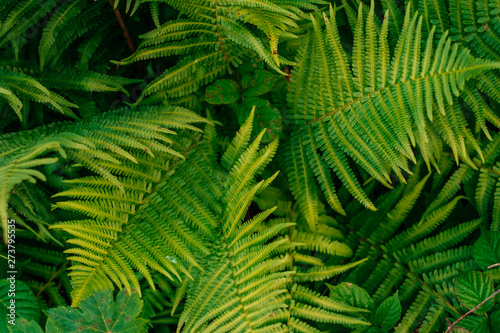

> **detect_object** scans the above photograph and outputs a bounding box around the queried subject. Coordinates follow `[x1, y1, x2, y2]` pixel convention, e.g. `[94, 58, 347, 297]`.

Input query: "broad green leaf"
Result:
[242, 69, 279, 96]
[328, 282, 374, 331]
[45, 318, 61, 333]
[490, 310, 500, 331]
[473, 229, 500, 270]
[204, 79, 241, 104]
[328, 282, 376, 311]
[460, 315, 490, 333]
[45, 290, 148, 332]
[455, 271, 495, 315]
[236, 55, 265, 75]
[372, 292, 402, 330]
[8, 317, 44, 333]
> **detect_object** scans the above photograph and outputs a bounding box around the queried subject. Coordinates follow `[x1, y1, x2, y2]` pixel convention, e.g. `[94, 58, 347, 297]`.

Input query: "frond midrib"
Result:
[306, 63, 500, 126]
[221, 234, 256, 332]
[63, 141, 201, 306]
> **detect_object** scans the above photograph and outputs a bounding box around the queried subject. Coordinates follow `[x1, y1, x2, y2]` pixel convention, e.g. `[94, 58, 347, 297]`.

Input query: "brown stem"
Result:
[445, 288, 500, 333]
[108, 0, 136, 54]
[36, 261, 69, 298]
[284, 66, 290, 82]
[214, 0, 232, 73]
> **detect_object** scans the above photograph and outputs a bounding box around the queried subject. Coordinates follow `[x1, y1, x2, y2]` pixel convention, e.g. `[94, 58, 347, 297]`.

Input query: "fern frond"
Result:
[0, 105, 207, 243]
[50, 134, 219, 305]
[0, 0, 57, 48]
[177, 117, 293, 333]
[290, 301, 369, 325]
[428, 133, 500, 230]
[0, 279, 40, 323]
[342, 170, 483, 333]
[113, 0, 323, 105]
[38, 0, 87, 70]
[285, 2, 500, 214]
[285, 132, 319, 231]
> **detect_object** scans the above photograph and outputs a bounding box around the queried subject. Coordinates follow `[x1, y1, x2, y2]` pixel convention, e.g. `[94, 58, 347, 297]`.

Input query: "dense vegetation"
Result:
[1, 0, 500, 332]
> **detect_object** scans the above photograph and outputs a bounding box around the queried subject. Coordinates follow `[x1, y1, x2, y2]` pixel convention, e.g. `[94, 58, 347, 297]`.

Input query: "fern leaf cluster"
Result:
[286, 3, 500, 227]
[3, 0, 500, 331]
[113, 0, 325, 107]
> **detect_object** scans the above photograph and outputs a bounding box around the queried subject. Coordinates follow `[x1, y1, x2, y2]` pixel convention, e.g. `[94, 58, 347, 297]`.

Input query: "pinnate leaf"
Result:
[328, 282, 375, 311]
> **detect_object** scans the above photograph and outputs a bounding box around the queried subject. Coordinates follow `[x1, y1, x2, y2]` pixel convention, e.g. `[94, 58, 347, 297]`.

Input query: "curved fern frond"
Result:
[285, 2, 500, 223]
[0, 64, 141, 121]
[113, 0, 324, 105]
[46, 111, 213, 306]
[176, 123, 293, 332]
[253, 186, 372, 330]
[0, 0, 57, 49]
[0, 105, 208, 245]
[342, 170, 482, 333]
[38, 0, 87, 70]
[427, 132, 500, 231]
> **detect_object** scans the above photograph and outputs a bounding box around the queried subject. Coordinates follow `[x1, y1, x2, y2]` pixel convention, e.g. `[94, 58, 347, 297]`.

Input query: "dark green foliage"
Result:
[1, 0, 500, 332]
[45, 290, 148, 332]
[3, 289, 148, 333]
[0, 280, 40, 324]
[474, 229, 500, 270]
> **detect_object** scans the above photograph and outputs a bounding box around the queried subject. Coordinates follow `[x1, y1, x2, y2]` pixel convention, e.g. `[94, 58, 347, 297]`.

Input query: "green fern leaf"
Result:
[286, 2, 500, 211]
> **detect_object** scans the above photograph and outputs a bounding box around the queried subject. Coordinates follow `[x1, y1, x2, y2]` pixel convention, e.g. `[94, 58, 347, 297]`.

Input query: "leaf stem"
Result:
[108, 0, 136, 54]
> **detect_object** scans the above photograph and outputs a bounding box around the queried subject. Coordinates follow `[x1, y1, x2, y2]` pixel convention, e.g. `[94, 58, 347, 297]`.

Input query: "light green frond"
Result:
[286, 132, 319, 231]
[292, 230, 352, 257]
[221, 107, 255, 170]
[292, 284, 370, 313]
[290, 301, 370, 325]
[285, 2, 500, 210]
[177, 116, 293, 332]
[0, 106, 209, 300]
[294, 259, 368, 282]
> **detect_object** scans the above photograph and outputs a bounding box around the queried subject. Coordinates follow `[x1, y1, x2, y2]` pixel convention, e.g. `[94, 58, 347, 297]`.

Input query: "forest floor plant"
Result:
[1, 0, 500, 332]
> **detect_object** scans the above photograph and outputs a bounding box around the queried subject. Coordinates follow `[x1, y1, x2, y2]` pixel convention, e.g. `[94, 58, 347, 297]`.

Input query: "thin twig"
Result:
[36, 261, 69, 298]
[108, 0, 136, 54]
[107, 1, 143, 76]
[445, 288, 500, 333]
[214, 0, 232, 73]
[487, 263, 500, 269]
